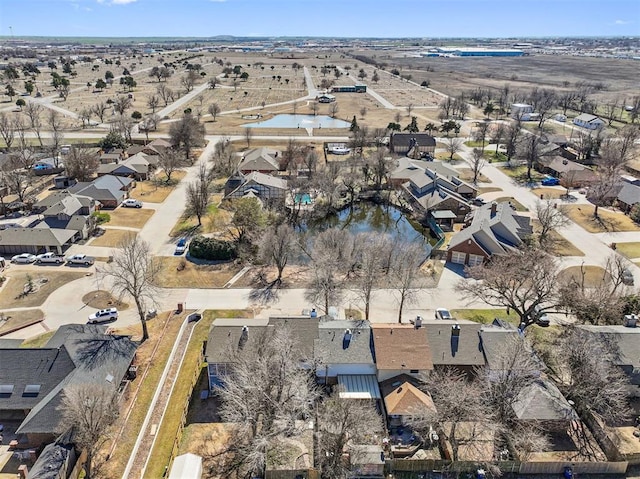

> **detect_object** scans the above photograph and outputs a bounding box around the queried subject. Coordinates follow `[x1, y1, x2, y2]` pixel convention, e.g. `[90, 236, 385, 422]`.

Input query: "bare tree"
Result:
[92, 101, 109, 123]
[489, 122, 505, 157]
[504, 119, 521, 164]
[47, 109, 64, 163]
[310, 100, 319, 116]
[157, 147, 185, 183]
[65, 146, 99, 181]
[353, 233, 391, 320]
[57, 384, 119, 479]
[535, 200, 568, 247]
[390, 242, 425, 323]
[0, 112, 16, 148]
[213, 326, 319, 478]
[169, 115, 205, 161]
[146, 94, 160, 114]
[316, 393, 384, 479]
[444, 137, 463, 160]
[558, 255, 631, 326]
[259, 224, 296, 284]
[180, 70, 199, 93]
[207, 102, 221, 122]
[210, 137, 238, 176]
[516, 132, 549, 180]
[470, 148, 485, 184]
[370, 148, 392, 190]
[412, 368, 497, 461]
[329, 102, 339, 118]
[98, 234, 160, 342]
[23, 102, 44, 146]
[460, 248, 560, 329]
[2, 166, 30, 202]
[156, 83, 174, 107]
[406, 102, 414, 117]
[185, 164, 212, 226]
[240, 127, 253, 150]
[112, 96, 131, 116]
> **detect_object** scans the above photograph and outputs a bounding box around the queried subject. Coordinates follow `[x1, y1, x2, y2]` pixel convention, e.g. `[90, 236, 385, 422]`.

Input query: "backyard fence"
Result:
[265, 469, 319, 479]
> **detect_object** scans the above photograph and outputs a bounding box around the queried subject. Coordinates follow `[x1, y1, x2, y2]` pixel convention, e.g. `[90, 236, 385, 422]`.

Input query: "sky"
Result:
[0, 0, 638, 38]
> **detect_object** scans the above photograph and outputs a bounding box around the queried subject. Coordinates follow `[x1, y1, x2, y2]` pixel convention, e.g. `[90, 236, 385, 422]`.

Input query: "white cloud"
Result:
[111, 0, 138, 3]
[210, 0, 227, 2]
[614, 19, 631, 25]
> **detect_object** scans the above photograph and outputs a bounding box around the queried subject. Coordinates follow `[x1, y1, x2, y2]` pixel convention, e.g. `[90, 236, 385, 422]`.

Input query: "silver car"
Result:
[11, 253, 36, 264]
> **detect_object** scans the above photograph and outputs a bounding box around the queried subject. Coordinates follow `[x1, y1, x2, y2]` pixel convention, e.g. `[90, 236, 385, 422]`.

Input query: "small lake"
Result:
[305, 203, 437, 251]
[243, 114, 351, 129]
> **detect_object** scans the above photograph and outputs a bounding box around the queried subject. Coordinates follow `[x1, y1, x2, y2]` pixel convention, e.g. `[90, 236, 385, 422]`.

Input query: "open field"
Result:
[154, 257, 241, 288]
[90, 229, 136, 247]
[564, 205, 640, 233]
[558, 265, 609, 287]
[451, 308, 507, 324]
[615, 242, 640, 260]
[0, 271, 86, 309]
[107, 207, 155, 228]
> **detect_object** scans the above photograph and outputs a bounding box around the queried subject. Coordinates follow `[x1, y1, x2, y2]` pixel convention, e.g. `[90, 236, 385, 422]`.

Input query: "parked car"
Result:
[11, 253, 36, 264]
[435, 308, 453, 320]
[472, 197, 486, 206]
[622, 268, 635, 286]
[329, 146, 351, 155]
[122, 198, 143, 208]
[88, 307, 118, 323]
[187, 312, 202, 323]
[533, 304, 550, 327]
[33, 163, 54, 171]
[541, 176, 560, 186]
[175, 238, 188, 255]
[35, 252, 64, 264]
[65, 254, 95, 266]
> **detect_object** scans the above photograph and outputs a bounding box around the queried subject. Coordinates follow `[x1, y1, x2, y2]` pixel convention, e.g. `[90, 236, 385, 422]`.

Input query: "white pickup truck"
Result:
[65, 254, 96, 266]
[35, 252, 65, 264]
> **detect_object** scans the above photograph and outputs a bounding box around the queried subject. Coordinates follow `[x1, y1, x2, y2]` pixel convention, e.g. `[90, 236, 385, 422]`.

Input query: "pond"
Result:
[305, 203, 437, 252]
[243, 114, 351, 129]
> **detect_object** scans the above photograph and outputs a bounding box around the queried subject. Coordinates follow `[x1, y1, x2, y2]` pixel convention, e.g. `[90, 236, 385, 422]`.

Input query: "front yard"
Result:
[129, 170, 187, 203]
[0, 309, 45, 336]
[106, 207, 155, 229]
[564, 205, 640, 233]
[90, 229, 136, 247]
[170, 196, 233, 238]
[497, 165, 545, 183]
[611, 242, 640, 260]
[154, 257, 242, 288]
[0, 271, 86, 309]
[558, 265, 609, 287]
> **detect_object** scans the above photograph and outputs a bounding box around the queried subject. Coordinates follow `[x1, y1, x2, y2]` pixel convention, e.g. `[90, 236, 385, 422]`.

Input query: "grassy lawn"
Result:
[615, 242, 640, 260]
[493, 196, 528, 211]
[456, 167, 490, 184]
[435, 152, 463, 162]
[463, 140, 486, 148]
[90, 229, 136, 247]
[98, 310, 188, 478]
[531, 187, 567, 200]
[558, 265, 609, 287]
[155, 257, 242, 288]
[531, 220, 584, 257]
[498, 165, 544, 182]
[0, 271, 86, 309]
[107, 207, 155, 229]
[146, 310, 253, 478]
[129, 170, 187, 203]
[170, 196, 232, 237]
[81, 290, 129, 310]
[20, 330, 55, 348]
[0, 309, 45, 336]
[564, 205, 640, 233]
[451, 308, 508, 324]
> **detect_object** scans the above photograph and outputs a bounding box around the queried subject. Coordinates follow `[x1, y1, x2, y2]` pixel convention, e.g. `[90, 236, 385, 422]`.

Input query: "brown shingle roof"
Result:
[380, 375, 436, 416]
[372, 325, 433, 371]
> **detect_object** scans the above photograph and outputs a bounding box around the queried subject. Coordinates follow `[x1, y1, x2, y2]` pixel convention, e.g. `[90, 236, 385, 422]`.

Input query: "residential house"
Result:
[69, 174, 134, 208]
[535, 156, 597, 187]
[511, 379, 578, 432]
[99, 152, 123, 165]
[372, 324, 433, 382]
[97, 153, 152, 181]
[205, 316, 319, 392]
[617, 182, 640, 213]
[446, 201, 532, 266]
[27, 429, 77, 479]
[379, 374, 436, 429]
[389, 133, 436, 156]
[0, 227, 76, 255]
[577, 324, 640, 385]
[400, 167, 475, 223]
[0, 324, 137, 448]
[32, 191, 97, 241]
[238, 147, 281, 174]
[424, 321, 485, 374]
[223, 171, 288, 206]
[390, 158, 459, 188]
[350, 445, 385, 478]
[314, 320, 378, 400]
[573, 113, 606, 130]
[317, 93, 336, 103]
[126, 143, 164, 157]
[510, 103, 534, 120]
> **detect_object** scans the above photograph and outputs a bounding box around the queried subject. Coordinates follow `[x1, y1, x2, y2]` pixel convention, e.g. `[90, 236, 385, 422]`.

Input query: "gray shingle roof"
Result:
[314, 320, 374, 365]
[390, 133, 436, 149]
[617, 183, 640, 207]
[0, 227, 76, 248]
[512, 378, 577, 422]
[34, 191, 93, 210]
[424, 321, 485, 367]
[577, 325, 640, 371]
[239, 147, 280, 172]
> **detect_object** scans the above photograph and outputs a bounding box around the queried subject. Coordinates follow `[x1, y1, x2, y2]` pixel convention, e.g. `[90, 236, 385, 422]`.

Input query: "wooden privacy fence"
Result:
[519, 460, 628, 475]
[265, 469, 319, 479]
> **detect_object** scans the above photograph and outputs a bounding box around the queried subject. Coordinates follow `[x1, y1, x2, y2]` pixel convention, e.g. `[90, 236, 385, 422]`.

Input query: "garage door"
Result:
[451, 251, 466, 264]
[468, 254, 485, 266]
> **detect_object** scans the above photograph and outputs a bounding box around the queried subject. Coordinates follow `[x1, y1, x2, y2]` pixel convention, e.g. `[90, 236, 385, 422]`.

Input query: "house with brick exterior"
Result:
[446, 201, 532, 266]
[238, 147, 281, 174]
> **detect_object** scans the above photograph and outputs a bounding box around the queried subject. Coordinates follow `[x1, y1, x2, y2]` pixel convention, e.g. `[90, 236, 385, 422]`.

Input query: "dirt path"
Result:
[122, 318, 195, 479]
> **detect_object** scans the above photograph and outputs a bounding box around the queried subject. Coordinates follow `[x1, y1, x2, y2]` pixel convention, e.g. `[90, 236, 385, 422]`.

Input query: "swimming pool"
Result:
[295, 193, 312, 205]
[243, 114, 351, 129]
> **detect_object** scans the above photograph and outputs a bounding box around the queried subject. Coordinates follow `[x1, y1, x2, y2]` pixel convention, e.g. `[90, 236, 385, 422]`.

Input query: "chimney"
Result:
[451, 324, 461, 337]
[490, 202, 497, 217]
[343, 329, 353, 349]
[415, 316, 423, 329]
